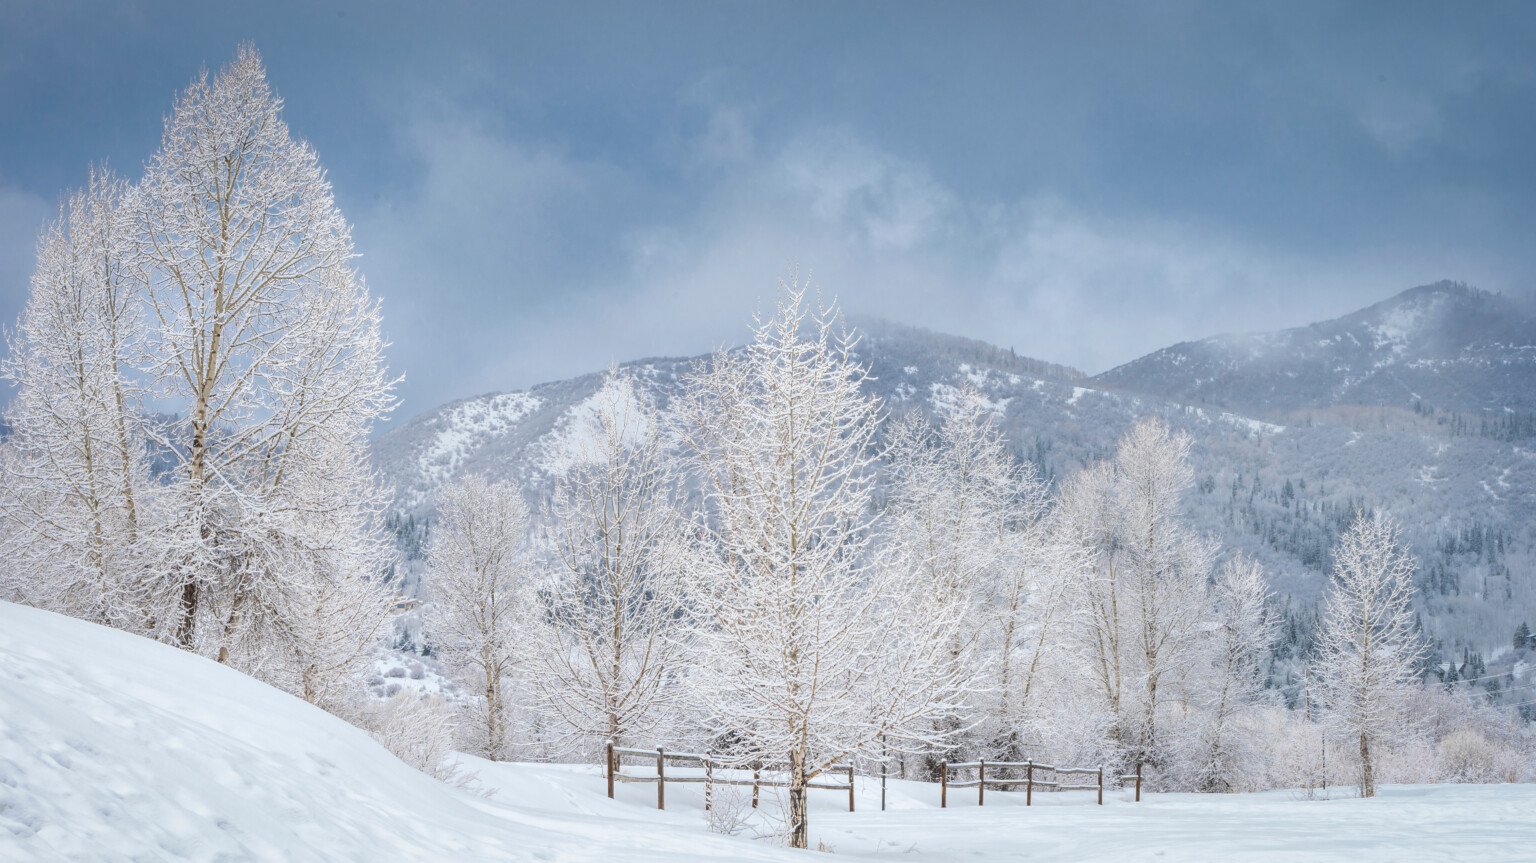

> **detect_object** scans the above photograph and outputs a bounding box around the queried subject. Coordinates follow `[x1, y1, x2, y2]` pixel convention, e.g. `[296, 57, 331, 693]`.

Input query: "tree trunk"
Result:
[176, 581, 199, 648]
[486, 670, 503, 761]
[1359, 730, 1374, 798]
[788, 748, 809, 850]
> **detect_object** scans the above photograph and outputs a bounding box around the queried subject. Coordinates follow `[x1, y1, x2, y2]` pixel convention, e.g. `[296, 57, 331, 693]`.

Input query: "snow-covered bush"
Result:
[1434, 729, 1512, 783]
[357, 692, 466, 783]
[1377, 738, 1437, 785]
[704, 787, 753, 836]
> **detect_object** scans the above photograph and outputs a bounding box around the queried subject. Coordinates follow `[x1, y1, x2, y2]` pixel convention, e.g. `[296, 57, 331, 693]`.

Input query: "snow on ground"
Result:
[929, 382, 1010, 417]
[485, 760, 1536, 863]
[365, 648, 456, 700]
[4, 600, 1536, 862]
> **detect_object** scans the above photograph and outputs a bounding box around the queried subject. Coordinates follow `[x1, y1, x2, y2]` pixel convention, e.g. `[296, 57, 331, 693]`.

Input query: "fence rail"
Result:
[605, 743, 1147, 815]
[606, 742, 855, 812]
[940, 759, 1144, 807]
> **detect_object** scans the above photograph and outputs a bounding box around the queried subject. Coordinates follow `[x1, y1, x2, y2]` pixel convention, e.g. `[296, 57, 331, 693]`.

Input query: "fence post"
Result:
[705, 754, 713, 812]
[978, 760, 986, 807]
[1026, 760, 1033, 806]
[657, 748, 665, 810]
[848, 762, 856, 813]
[752, 762, 760, 809]
[606, 741, 615, 799]
[941, 761, 948, 808]
[1136, 762, 1142, 803]
[1097, 766, 1103, 805]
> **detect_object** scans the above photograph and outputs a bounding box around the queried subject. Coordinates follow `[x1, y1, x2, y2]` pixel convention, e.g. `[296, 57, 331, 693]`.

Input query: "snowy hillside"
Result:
[1094, 281, 1536, 417]
[0, 601, 786, 862]
[4, 599, 1535, 862]
[373, 358, 694, 514]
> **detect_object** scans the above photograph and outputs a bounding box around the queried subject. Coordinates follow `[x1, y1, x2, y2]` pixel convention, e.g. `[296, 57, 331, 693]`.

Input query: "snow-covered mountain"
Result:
[1093, 282, 1536, 418]
[373, 287, 1536, 668]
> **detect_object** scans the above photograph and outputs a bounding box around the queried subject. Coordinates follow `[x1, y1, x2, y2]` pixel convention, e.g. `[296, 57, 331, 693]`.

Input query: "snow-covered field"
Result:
[3, 600, 1535, 862]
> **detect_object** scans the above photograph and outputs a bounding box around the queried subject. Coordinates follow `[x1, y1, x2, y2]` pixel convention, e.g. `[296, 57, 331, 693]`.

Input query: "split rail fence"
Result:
[606, 743, 855, 812]
[605, 741, 1145, 814]
[939, 760, 1144, 807]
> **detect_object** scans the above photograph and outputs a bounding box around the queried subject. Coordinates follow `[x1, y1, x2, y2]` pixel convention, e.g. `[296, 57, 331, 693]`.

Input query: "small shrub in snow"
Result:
[358, 692, 474, 786]
[1435, 729, 1518, 784]
[704, 787, 752, 836]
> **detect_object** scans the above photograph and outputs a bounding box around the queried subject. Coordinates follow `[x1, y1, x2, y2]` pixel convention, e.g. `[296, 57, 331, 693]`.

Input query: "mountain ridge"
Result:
[1091, 281, 1536, 419]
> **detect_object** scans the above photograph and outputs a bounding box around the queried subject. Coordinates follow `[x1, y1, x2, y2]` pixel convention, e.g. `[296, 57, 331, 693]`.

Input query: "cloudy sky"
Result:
[3, 2, 1534, 419]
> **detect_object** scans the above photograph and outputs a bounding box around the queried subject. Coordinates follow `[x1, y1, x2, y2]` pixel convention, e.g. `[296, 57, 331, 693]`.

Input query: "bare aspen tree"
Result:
[0, 169, 153, 626]
[988, 495, 1083, 761]
[1116, 418, 1214, 766]
[1059, 418, 1213, 770]
[132, 44, 396, 687]
[1191, 554, 1276, 791]
[883, 390, 1049, 764]
[1057, 460, 1128, 740]
[678, 282, 972, 850]
[1313, 510, 1423, 797]
[530, 371, 689, 751]
[425, 474, 530, 760]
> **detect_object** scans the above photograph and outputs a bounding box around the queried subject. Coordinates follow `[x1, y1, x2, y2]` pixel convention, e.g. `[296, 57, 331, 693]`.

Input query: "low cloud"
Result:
[354, 95, 1520, 420]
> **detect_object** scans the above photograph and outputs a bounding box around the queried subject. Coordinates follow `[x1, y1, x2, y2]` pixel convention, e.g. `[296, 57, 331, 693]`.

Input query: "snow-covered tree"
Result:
[882, 390, 1056, 764]
[1187, 554, 1276, 791]
[677, 283, 973, 849]
[990, 501, 1100, 764]
[1312, 510, 1424, 797]
[425, 474, 531, 760]
[1057, 417, 1214, 772]
[130, 45, 397, 693]
[0, 168, 154, 627]
[530, 371, 689, 751]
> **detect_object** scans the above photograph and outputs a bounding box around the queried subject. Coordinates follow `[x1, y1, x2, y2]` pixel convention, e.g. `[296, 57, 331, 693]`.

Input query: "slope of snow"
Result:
[0, 602, 786, 862]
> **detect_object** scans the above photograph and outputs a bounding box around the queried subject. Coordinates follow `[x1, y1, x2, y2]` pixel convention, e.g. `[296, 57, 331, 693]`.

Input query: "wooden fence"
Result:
[606, 743, 855, 812]
[940, 760, 1144, 807]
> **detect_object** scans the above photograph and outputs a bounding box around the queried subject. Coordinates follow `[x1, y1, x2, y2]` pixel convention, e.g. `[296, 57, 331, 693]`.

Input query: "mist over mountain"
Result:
[374, 283, 1536, 693]
[1093, 282, 1536, 419]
